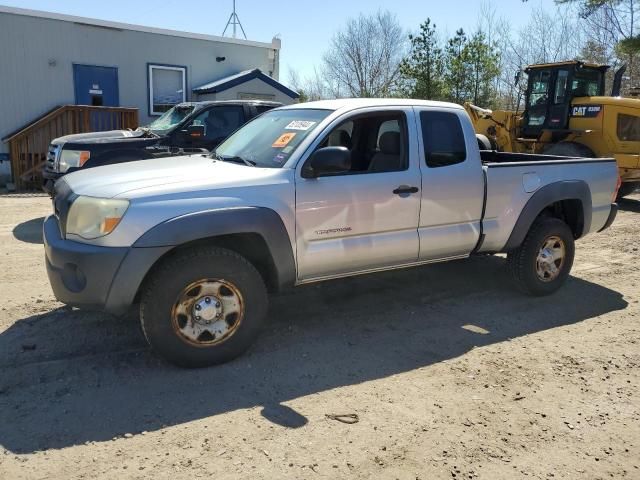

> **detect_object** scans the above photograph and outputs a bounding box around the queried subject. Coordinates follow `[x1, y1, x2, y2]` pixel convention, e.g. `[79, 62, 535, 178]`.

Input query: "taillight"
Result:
[612, 176, 622, 202]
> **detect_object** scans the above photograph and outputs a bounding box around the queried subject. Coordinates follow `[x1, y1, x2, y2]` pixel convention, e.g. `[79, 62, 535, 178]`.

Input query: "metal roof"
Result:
[0, 5, 278, 50]
[193, 69, 299, 99]
[525, 60, 610, 72]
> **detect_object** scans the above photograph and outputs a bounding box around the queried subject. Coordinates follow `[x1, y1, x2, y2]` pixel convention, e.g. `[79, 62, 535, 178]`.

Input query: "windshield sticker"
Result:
[285, 120, 316, 131]
[272, 132, 297, 148]
[273, 153, 288, 164]
[282, 146, 294, 154]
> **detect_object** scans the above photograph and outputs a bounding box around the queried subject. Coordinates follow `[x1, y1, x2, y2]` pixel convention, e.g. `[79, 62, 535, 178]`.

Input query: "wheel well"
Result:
[539, 199, 584, 238]
[134, 233, 280, 303]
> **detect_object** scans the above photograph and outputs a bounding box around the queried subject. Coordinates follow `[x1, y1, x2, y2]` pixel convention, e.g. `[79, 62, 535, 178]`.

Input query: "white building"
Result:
[0, 6, 298, 184]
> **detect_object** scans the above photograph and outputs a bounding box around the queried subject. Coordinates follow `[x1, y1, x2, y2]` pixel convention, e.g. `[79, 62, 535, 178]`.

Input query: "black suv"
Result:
[42, 100, 281, 194]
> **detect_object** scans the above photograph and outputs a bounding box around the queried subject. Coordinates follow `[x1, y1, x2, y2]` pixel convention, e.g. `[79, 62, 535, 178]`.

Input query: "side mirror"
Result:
[302, 147, 351, 178]
[185, 124, 205, 138]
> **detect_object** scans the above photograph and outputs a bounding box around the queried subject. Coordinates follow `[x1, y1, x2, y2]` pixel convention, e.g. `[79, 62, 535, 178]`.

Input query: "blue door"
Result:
[73, 65, 119, 107]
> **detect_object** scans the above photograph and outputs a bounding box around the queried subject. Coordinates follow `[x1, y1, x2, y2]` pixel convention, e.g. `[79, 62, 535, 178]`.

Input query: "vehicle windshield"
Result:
[145, 105, 195, 134]
[213, 109, 332, 168]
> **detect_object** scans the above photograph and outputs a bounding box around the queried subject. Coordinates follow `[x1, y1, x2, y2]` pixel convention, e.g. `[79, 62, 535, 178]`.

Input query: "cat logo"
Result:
[571, 105, 602, 118]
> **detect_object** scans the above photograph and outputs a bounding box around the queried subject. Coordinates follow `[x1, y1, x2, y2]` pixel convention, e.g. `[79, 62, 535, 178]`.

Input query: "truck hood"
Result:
[61, 155, 288, 199]
[53, 129, 156, 146]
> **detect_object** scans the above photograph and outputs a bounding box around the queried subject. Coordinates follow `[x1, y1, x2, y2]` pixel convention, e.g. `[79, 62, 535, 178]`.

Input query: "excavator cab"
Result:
[521, 61, 609, 138]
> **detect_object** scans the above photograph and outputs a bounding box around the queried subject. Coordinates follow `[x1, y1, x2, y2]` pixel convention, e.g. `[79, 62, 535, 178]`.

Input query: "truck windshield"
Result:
[146, 105, 195, 134]
[213, 109, 332, 168]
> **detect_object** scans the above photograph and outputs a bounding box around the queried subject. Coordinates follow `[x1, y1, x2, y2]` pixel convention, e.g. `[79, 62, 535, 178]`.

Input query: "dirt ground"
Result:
[0, 193, 639, 480]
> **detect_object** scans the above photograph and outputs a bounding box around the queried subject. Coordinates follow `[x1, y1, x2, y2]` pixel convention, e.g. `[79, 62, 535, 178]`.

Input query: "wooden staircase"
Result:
[3, 105, 138, 190]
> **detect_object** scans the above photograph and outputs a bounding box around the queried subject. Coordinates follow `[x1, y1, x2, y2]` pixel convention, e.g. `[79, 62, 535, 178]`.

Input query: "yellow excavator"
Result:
[465, 60, 640, 198]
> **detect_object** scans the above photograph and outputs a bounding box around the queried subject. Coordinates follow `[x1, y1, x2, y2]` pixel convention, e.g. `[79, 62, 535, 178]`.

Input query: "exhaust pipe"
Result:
[612, 64, 627, 97]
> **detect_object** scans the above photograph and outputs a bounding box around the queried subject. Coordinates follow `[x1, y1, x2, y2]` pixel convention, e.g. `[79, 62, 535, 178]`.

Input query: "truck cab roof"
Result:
[179, 99, 283, 111]
[278, 98, 465, 112]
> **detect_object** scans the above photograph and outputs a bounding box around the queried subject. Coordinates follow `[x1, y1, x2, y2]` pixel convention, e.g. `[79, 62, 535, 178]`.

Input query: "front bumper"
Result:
[598, 203, 618, 233]
[42, 168, 63, 195]
[43, 215, 171, 314]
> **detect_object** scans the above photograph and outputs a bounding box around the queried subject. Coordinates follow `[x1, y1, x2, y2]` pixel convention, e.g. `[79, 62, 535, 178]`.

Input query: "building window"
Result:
[148, 64, 187, 115]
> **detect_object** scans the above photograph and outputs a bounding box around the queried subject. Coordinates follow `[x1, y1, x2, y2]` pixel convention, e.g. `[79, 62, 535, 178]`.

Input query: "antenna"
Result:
[222, 0, 247, 39]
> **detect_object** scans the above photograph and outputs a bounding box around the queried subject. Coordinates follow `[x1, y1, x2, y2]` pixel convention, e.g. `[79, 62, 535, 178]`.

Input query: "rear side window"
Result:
[256, 105, 275, 114]
[191, 105, 245, 140]
[420, 111, 467, 168]
[617, 114, 640, 141]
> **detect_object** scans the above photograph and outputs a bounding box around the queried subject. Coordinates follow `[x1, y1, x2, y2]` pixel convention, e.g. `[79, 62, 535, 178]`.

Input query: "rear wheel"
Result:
[476, 134, 493, 150]
[507, 217, 575, 296]
[140, 246, 268, 368]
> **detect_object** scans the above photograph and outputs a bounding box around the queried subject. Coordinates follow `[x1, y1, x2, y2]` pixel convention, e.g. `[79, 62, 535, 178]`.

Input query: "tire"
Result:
[476, 134, 493, 150]
[140, 246, 268, 368]
[543, 141, 595, 158]
[617, 182, 639, 200]
[507, 217, 575, 296]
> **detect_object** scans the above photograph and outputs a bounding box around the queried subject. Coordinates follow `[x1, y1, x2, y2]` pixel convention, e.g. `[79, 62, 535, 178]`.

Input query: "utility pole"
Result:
[222, 0, 247, 39]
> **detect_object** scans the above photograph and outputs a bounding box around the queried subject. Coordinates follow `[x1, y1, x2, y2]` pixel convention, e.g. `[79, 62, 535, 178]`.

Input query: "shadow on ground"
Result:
[12, 217, 45, 244]
[618, 197, 640, 214]
[0, 256, 627, 453]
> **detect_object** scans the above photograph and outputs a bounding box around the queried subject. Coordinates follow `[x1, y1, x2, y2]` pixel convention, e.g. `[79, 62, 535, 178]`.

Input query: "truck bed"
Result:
[477, 151, 618, 253]
[480, 150, 616, 166]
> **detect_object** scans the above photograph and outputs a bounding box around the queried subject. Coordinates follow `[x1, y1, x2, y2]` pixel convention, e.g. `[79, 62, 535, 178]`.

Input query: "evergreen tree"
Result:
[464, 31, 501, 107]
[445, 29, 469, 104]
[399, 19, 446, 99]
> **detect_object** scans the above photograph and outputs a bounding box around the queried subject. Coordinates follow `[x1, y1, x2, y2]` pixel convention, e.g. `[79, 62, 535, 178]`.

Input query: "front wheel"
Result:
[140, 247, 268, 368]
[507, 217, 575, 296]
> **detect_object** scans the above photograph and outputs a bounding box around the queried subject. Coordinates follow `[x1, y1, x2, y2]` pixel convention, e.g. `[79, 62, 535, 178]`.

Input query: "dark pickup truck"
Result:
[42, 100, 281, 194]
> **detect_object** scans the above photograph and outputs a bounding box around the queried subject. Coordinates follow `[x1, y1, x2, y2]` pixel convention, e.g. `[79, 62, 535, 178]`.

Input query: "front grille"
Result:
[53, 180, 76, 237]
[46, 144, 60, 171]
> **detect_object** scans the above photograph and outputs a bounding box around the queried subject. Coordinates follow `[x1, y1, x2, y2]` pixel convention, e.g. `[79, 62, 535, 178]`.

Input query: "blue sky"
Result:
[1, 0, 560, 84]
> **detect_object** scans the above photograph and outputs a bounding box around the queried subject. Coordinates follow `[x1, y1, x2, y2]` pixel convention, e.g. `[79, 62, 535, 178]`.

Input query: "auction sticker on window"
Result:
[272, 132, 297, 148]
[286, 121, 316, 131]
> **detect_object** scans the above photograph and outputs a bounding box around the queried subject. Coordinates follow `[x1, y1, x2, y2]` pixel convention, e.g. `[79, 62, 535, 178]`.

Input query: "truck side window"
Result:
[314, 113, 408, 175]
[256, 105, 274, 114]
[190, 106, 245, 141]
[420, 111, 467, 168]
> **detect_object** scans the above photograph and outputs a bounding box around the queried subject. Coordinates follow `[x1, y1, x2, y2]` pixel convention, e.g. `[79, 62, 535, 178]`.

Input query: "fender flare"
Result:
[133, 206, 296, 289]
[502, 180, 592, 251]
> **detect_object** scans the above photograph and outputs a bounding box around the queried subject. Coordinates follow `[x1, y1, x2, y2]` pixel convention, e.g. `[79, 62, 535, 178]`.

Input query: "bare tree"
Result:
[564, 0, 640, 90]
[287, 68, 332, 101]
[322, 11, 407, 97]
[490, 3, 583, 109]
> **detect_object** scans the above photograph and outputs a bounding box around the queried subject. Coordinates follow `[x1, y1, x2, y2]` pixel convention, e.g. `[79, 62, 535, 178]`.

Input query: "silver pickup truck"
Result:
[43, 99, 620, 367]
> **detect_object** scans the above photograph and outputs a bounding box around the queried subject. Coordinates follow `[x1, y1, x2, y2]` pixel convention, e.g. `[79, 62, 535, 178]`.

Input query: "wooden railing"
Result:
[4, 105, 138, 190]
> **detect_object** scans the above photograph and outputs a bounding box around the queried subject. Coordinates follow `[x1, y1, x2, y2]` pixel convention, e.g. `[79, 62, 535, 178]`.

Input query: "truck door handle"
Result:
[393, 185, 419, 195]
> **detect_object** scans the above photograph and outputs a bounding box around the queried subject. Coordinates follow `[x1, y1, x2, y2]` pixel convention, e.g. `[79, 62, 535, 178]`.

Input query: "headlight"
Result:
[66, 196, 129, 240]
[58, 150, 90, 173]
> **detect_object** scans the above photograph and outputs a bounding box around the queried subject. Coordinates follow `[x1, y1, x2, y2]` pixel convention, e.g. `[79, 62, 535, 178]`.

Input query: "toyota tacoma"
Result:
[43, 99, 620, 367]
